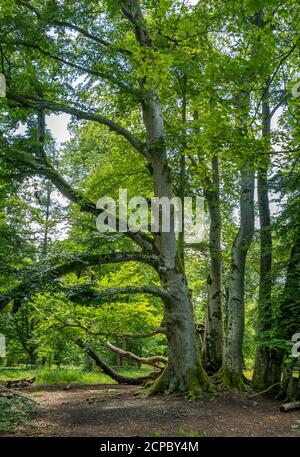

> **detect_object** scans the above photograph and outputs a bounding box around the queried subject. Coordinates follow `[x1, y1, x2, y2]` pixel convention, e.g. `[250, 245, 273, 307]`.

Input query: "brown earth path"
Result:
[2, 384, 300, 437]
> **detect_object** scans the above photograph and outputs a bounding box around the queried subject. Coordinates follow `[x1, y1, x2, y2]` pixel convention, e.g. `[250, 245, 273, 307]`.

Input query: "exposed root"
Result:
[213, 366, 246, 391]
[147, 364, 216, 400]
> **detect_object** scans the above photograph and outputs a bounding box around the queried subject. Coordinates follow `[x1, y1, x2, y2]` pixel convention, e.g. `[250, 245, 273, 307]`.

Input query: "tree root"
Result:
[147, 364, 216, 400]
[212, 366, 246, 391]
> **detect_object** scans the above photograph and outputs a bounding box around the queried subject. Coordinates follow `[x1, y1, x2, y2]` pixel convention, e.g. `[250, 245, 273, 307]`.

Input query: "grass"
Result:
[178, 427, 206, 437]
[0, 366, 151, 385]
[243, 370, 253, 381]
[0, 397, 36, 433]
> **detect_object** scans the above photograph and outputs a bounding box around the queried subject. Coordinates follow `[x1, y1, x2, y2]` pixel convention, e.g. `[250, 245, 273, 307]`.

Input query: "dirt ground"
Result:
[3, 384, 300, 437]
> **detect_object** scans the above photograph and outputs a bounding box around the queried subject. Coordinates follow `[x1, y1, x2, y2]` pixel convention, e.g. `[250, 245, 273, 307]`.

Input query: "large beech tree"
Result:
[0, 0, 215, 396]
[0, 0, 299, 396]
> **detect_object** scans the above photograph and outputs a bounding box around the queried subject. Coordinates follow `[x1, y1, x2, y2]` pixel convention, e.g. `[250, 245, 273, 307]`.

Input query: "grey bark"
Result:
[253, 84, 275, 389]
[203, 156, 223, 373]
[121, 0, 212, 394]
[144, 91, 210, 394]
[223, 159, 255, 387]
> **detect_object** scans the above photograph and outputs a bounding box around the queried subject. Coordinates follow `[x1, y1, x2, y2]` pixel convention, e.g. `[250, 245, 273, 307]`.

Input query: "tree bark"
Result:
[202, 156, 223, 374]
[76, 339, 158, 385]
[222, 160, 254, 388]
[276, 240, 300, 401]
[143, 92, 213, 396]
[121, 0, 214, 396]
[280, 402, 300, 413]
[253, 84, 275, 389]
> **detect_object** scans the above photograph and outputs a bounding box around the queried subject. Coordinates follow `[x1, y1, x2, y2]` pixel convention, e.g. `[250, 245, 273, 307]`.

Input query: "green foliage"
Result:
[0, 397, 35, 434]
[0, 366, 151, 385]
[0, 0, 299, 389]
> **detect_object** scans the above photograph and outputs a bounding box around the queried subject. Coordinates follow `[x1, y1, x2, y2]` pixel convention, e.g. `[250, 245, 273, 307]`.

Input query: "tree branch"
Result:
[66, 284, 172, 304]
[106, 341, 167, 369]
[11, 40, 138, 96]
[76, 339, 159, 385]
[0, 252, 160, 313]
[17, 0, 131, 55]
[7, 91, 150, 161]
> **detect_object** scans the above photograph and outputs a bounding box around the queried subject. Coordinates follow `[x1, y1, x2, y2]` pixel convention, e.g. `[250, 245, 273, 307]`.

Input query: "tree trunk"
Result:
[276, 240, 300, 401]
[222, 160, 254, 388]
[202, 156, 223, 374]
[253, 84, 275, 389]
[28, 350, 37, 366]
[142, 92, 213, 396]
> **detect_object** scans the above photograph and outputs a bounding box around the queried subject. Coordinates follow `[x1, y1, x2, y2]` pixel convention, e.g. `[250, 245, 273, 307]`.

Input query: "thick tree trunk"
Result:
[253, 85, 275, 389]
[142, 92, 213, 396]
[222, 160, 254, 388]
[202, 157, 223, 374]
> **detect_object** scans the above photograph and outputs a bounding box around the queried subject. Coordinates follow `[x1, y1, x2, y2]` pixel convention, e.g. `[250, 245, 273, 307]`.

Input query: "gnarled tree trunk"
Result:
[142, 91, 213, 396]
[120, 0, 214, 396]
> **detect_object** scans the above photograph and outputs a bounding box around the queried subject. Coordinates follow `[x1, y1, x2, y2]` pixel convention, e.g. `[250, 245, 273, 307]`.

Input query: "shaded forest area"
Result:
[0, 0, 300, 437]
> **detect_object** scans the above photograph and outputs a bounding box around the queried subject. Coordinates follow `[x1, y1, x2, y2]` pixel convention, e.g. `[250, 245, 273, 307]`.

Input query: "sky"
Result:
[46, 113, 71, 145]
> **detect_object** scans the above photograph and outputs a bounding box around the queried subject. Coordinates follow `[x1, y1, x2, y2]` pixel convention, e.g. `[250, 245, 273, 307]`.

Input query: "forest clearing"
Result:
[3, 383, 300, 437]
[0, 0, 300, 445]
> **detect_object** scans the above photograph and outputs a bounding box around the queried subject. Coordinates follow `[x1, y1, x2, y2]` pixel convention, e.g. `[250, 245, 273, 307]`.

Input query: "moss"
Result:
[147, 367, 170, 395]
[212, 366, 246, 391]
[222, 366, 246, 391]
[147, 363, 215, 399]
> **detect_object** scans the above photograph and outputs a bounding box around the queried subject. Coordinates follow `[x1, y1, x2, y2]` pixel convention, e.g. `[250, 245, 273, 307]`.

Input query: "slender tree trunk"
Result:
[177, 75, 187, 268]
[42, 183, 52, 257]
[76, 0, 215, 396]
[253, 84, 275, 389]
[202, 156, 223, 373]
[222, 160, 254, 388]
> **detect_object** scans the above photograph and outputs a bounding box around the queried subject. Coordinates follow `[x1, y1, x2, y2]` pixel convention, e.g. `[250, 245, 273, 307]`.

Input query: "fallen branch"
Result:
[248, 382, 280, 399]
[6, 376, 35, 388]
[280, 401, 300, 413]
[106, 341, 167, 369]
[76, 339, 159, 385]
[0, 383, 36, 402]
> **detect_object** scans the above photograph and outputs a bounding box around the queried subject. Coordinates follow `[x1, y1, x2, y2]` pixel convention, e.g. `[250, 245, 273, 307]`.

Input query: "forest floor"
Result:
[1, 384, 300, 437]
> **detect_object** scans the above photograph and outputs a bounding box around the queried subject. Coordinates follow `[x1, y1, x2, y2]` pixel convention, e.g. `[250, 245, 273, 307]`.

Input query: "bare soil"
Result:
[3, 384, 300, 437]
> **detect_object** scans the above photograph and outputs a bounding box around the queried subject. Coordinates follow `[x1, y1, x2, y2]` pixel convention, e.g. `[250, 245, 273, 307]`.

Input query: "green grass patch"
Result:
[0, 397, 36, 433]
[243, 370, 253, 381]
[0, 366, 151, 385]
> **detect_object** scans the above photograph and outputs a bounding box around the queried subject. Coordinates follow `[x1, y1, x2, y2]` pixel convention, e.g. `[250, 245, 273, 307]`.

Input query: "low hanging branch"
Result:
[0, 251, 160, 313]
[76, 339, 159, 385]
[7, 91, 150, 161]
[67, 284, 172, 304]
[106, 341, 167, 369]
